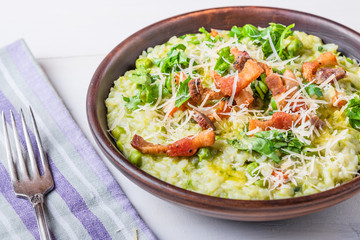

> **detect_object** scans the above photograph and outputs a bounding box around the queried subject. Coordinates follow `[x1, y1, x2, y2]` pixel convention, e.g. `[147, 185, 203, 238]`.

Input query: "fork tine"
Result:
[10, 110, 30, 180]
[29, 107, 50, 175]
[20, 109, 40, 178]
[2, 112, 18, 181]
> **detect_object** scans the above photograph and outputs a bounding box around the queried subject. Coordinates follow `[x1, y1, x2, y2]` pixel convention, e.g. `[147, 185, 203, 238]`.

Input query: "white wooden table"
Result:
[2, 1, 360, 239]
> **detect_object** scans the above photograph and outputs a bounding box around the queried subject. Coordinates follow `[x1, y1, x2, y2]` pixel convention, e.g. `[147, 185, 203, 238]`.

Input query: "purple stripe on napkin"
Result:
[0, 163, 40, 239]
[0, 90, 111, 240]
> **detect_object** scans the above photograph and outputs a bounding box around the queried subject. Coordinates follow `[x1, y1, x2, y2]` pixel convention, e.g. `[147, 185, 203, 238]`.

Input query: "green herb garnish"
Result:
[345, 96, 360, 130]
[227, 130, 306, 163]
[214, 46, 235, 76]
[175, 76, 191, 107]
[305, 83, 323, 97]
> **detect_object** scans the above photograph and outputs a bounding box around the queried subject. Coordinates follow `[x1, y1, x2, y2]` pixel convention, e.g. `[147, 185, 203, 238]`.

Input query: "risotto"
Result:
[105, 23, 360, 200]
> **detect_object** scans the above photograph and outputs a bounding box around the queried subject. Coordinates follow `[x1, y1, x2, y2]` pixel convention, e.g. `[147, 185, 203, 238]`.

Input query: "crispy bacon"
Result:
[257, 62, 273, 76]
[282, 70, 299, 96]
[231, 48, 273, 76]
[234, 89, 254, 107]
[188, 78, 203, 103]
[131, 135, 168, 155]
[188, 78, 225, 104]
[210, 29, 219, 37]
[192, 110, 216, 130]
[231, 48, 251, 72]
[167, 130, 215, 157]
[314, 67, 346, 84]
[249, 112, 299, 131]
[331, 90, 347, 107]
[131, 130, 215, 157]
[210, 59, 263, 96]
[265, 74, 286, 96]
[302, 52, 339, 81]
[267, 70, 304, 111]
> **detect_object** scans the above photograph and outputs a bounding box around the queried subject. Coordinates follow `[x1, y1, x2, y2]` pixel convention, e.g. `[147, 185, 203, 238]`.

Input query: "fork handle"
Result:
[30, 194, 51, 240]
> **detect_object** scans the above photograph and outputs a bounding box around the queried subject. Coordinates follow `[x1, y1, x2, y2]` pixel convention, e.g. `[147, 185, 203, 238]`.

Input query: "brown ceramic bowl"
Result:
[86, 6, 360, 221]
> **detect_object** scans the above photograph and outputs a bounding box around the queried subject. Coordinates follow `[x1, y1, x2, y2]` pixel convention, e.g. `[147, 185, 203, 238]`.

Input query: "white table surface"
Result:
[3, 1, 360, 239]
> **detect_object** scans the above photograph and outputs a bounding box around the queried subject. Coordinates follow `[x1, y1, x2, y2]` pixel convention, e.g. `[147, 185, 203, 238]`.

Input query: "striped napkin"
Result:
[0, 40, 156, 240]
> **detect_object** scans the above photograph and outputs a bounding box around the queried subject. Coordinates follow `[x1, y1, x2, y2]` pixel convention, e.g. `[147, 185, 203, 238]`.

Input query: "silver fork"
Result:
[2, 108, 54, 240]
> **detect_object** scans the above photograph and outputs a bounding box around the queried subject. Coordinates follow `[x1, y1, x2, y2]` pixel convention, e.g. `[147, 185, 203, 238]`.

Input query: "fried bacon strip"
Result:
[249, 112, 299, 131]
[314, 67, 346, 84]
[231, 48, 251, 72]
[210, 29, 219, 37]
[192, 110, 216, 130]
[265, 70, 304, 111]
[188, 78, 224, 104]
[302, 52, 346, 84]
[282, 69, 299, 96]
[131, 130, 215, 157]
[231, 48, 273, 76]
[265, 74, 286, 96]
[331, 89, 347, 107]
[249, 111, 325, 132]
[234, 88, 254, 106]
[257, 62, 274, 76]
[210, 60, 263, 96]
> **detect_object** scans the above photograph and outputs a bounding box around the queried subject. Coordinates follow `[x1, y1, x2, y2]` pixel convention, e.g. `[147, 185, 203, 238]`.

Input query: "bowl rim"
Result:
[87, 6, 360, 210]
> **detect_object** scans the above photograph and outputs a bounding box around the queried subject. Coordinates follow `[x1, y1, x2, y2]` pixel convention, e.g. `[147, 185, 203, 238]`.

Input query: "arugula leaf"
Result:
[227, 130, 306, 163]
[229, 23, 300, 60]
[214, 46, 235, 76]
[199, 27, 209, 35]
[198, 27, 222, 47]
[144, 83, 159, 104]
[128, 68, 151, 85]
[305, 84, 323, 97]
[242, 24, 261, 39]
[227, 136, 281, 163]
[345, 96, 360, 130]
[123, 95, 142, 111]
[165, 75, 173, 93]
[229, 26, 243, 37]
[175, 76, 191, 107]
[276, 24, 295, 57]
[254, 130, 306, 154]
[171, 43, 186, 51]
[158, 44, 190, 73]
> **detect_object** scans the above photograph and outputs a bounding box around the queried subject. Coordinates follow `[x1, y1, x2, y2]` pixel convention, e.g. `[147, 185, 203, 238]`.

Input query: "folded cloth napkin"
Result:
[0, 40, 156, 240]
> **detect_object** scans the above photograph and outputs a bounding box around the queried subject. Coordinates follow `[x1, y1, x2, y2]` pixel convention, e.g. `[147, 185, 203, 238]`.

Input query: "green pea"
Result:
[318, 46, 323, 51]
[287, 39, 303, 56]
[294, 186, 301, 192]
[246, 162, 259, 177]
[129, 150, 143, 167]
[197, 148, 211, 161]
[254, 179, 268, 188]
[136, 58, 153, 69]
[111, 126, 126, 139]
[116, 139, 124, 152]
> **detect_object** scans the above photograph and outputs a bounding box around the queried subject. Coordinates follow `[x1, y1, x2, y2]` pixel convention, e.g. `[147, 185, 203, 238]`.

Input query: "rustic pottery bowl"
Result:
[86, 6, 360, 221]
